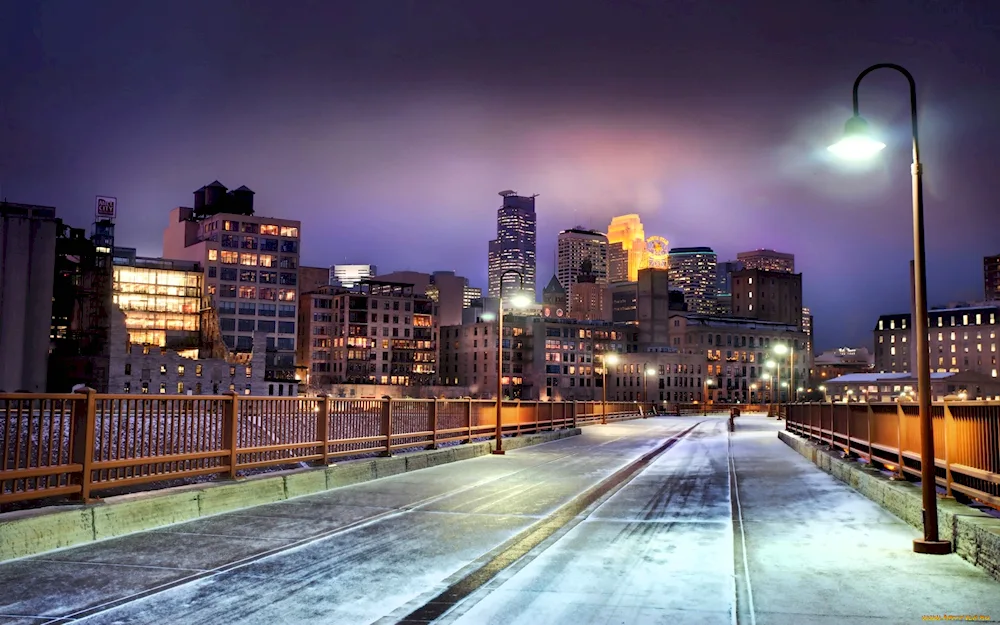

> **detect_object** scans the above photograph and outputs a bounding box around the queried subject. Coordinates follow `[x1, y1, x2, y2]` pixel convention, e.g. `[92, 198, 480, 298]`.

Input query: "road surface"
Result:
[1, 415, 998, 625]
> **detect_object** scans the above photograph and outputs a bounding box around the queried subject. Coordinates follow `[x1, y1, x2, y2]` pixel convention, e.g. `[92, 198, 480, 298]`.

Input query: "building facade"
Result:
[636, 268, 670, 347]
[111, 248, 202, 354]
[376, 270, 473, 327]
[730, 268, 803, 326]
[297, 280, 437, 389]
[608, 242, 629, 284]
[873, 305, 1000, 377]
[439, 316, 637, 401]
[0, 202, 58, 392]
[813, 347, 873, 384]
[985, 255, 1000, 301]
[331, 264, 376, 288]
[668, 247, 717, 315]
[606, 215, 647, 282]
[488, 191, 537, 302]
[299, 266, 331, 294]
[557, 228, 608, 304]
[821, 371, 1000, 403]
[737, 249, 795, 273]
[607, 349, 707, 404]
[610, 281, 638, 325]
[463, 285, 482, 308]
[715, 260, 744, 316]
[668, 312, 809, 403]
[162, 182, 301, 384]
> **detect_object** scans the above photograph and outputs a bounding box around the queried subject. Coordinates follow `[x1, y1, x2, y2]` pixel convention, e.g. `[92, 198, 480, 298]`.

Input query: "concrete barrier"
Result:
[0, 427, 581, 562]
[779, 429, 1000, 582]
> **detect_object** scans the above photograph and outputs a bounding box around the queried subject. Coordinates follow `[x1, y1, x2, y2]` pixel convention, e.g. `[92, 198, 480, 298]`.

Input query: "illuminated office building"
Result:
[163, 181, 301, 388]
[112, 248, 202, 354]
[557, 227, 608, 304]
[331, 264, 377, 288]
[668, 247, 718, 314]
[606, 215, 647, 282]
[488, 190, 537, 302]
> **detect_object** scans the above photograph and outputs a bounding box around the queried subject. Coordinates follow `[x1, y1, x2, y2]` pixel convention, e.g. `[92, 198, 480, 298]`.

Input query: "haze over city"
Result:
[3, 0, 1000, 350]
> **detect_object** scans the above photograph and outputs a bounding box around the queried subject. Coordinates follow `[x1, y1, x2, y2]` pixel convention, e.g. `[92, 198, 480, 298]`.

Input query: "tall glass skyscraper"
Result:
[488, 191, 536, 302]
[668, 246, 718, 314]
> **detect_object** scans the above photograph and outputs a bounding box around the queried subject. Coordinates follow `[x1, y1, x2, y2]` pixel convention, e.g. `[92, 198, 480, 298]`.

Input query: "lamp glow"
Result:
[510, 294, 531, 308]
[773, 344, 788, 355]
[646, 368, 656, 376]
[828, 115, 886, 160]
[604, 353, 620, 366]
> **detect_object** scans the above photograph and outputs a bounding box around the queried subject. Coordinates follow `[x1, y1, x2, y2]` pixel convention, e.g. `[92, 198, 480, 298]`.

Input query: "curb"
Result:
[0, 428, 582, 562]
[779, 429, 1000, 581]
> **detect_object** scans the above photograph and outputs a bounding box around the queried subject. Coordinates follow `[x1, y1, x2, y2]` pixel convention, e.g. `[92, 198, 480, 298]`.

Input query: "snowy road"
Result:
[2, 415, 999, 625]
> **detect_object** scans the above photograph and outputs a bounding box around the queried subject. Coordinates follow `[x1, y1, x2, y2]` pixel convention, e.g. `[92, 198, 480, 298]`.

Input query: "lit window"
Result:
[280, 226, 299, 238]
[890, 346, 896, 356]
[208, 249, 218, 261]
[223, 220, 239, 232]
[159, 383, 167, 394]
[259, 254, 276, 268]
[220, 251, 238, 264]
[177, 365, 185, 376]
[278, 289, 296, 302]
[260, 224, 279, 235]
[239, 286, 256, 299]
[239, 253, 258, 266]
[176, 382, 184, 394]
[950, 332, 956, 341]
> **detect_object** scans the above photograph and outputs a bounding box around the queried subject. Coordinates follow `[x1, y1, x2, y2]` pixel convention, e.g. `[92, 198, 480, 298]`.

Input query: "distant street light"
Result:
[827, 63, 949, 556]
[643, 365, 656, 416]
[492, 270, 530, 456]
[602, 353, 620, 425]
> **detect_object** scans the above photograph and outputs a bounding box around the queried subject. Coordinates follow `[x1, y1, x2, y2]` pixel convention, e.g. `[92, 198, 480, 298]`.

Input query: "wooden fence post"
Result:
[942, 400, 955, 498]
[70, 387, 97, 501]
[315, 394, 330, 465]
[381, 397, 393, 457]
[429, 399, 439, 450]
[223, 391, 240, 479]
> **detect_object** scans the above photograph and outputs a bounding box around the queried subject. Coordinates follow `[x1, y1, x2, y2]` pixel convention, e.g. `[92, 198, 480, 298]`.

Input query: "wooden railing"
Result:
[0, 390, 654, 506]
[785, 401, 1000, 509]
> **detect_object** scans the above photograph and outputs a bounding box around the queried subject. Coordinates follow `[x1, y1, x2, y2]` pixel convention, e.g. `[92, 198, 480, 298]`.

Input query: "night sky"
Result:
[3, 0, 999, 352]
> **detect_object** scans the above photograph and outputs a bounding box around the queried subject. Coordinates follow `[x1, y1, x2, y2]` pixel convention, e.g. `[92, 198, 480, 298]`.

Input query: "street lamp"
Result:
[703, 378, 715, 415]
[774, 343, 795, 404]
[750, 383, 757, 405]
[642, 365, 656, 405]
[491, 270, 531, 456]
[601, 353, 620, 425]
[827, 63, 949, 555]
[796, 386, 805, 401]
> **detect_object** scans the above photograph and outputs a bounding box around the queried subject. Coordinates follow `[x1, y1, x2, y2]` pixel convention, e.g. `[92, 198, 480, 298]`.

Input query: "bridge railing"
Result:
[784, 401, 1000, 509]
[0, 390, 653, 506]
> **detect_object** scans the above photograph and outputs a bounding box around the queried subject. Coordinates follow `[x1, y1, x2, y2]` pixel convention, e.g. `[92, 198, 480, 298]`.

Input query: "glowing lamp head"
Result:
[646, 368, 656, 376]
[706, 379, 714, 386]
[797, 387, 804, 392]
[773, 344, 788, 355]
[480, 312, 496, 322]
[510, 293, 532, 309]
[766, 360, 776, 369]
[604, 353, 620, 366]
[828, 115, 886, 160]
[819, 385, 826, 392]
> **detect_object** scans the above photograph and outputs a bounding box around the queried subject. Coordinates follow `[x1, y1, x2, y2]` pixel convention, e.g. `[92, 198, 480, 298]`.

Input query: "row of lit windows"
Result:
[209, 285, 296, 301]
[879, 312, 998, 331]
[114, 267, 201, 289]
[209, 250, 297, 269]
[123, 362, 249, 378]
[221, 220, 299, 238]
[123, 381, 254, 395]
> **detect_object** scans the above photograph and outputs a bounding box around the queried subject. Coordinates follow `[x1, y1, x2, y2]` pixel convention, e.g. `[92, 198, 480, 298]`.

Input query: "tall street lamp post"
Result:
[490, 270, 530, 456]
[644, 366, 656, 416]
[827, 63, 949, 555]
[602, 353, 619, 425]
[703, 378, 714, 415]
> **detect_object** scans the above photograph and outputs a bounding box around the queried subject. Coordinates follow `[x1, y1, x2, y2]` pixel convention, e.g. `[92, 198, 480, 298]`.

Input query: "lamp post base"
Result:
[913, 538, 951, 555]
[491, 448, 506, 456]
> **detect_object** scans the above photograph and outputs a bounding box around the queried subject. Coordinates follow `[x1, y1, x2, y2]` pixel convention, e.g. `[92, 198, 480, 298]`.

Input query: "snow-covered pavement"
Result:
[1, 415, 999, 625]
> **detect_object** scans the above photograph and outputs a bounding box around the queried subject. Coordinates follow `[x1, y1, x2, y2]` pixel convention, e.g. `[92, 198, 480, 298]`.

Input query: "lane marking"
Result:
[392, 421, 706, 625]
[53, 424, 669, 624]
[728, 422, 757, 625]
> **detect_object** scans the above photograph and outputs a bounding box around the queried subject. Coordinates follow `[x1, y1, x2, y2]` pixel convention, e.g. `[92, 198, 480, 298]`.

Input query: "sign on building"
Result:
[95, 196, 117, 220]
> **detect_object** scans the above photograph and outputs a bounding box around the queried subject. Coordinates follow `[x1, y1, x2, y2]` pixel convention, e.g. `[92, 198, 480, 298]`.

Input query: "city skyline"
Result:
[3, 1, 1000, 353]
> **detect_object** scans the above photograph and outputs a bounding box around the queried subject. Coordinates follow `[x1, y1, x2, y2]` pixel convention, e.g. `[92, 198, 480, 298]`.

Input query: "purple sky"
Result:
[3, 0, 1000, 352]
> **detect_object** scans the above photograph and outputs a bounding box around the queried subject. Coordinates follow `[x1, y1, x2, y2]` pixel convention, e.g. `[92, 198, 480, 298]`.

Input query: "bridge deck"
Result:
[1, 416, 998, 625]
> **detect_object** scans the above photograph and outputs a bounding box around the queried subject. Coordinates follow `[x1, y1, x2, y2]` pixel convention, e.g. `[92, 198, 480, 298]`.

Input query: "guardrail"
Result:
[785, 401, 1000, 509]
[0, 390, 653, 507]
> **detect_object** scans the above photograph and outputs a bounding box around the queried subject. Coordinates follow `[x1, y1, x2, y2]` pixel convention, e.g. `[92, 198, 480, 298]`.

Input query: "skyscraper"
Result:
[557, 227, 608, 304]
[668, 247, 718, 314]
[985, 254, 1000, 301]
[716, 260, 744, 315]
[488, 190, 537, 302]
[737, 249, 795, 273]
[607, 214, 647, 281]
[607, 242, 629, 283]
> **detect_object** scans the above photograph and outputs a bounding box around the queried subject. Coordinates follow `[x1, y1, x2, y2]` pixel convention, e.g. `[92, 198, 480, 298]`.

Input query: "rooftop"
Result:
[825, 372, 955, 384]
